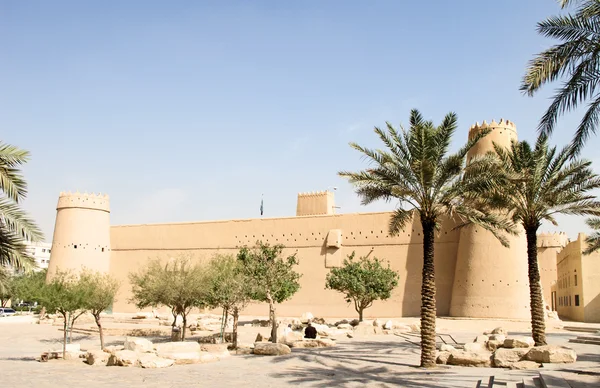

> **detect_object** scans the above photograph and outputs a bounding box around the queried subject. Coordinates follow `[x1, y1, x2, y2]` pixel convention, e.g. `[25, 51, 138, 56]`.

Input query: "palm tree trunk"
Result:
[420, 219, 437, 368]
[525, 227, 547, 346]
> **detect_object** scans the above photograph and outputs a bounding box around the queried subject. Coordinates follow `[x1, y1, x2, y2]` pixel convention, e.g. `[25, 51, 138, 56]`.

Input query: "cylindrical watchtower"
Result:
[449, 120, 530, 319]
[46, 191, 111, 279]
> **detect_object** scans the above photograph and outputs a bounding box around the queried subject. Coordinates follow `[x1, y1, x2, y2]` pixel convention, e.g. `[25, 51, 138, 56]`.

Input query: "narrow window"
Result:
[574, 275, 577, 287]
[575, 295, 580, 306]
[74, 245, 77, 249]
[569, 295, 572, 306]
[101, 248, 105, 252]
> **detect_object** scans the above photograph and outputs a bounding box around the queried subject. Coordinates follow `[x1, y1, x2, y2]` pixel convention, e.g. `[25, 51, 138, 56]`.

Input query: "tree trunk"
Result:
[420, 219, 437, 368]
[62, 313, 68, 359]
[358, 308, 363, 322]
[526, 227, 547, 346]
[182, 314, 187, 341]
[269, 301, 277, 343]
[233, 307, 239, 349]
[94, 313, 104, 350]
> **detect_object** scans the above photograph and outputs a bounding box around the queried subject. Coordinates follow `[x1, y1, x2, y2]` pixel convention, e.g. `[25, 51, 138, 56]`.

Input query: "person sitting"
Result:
[304, 322, 317, 339]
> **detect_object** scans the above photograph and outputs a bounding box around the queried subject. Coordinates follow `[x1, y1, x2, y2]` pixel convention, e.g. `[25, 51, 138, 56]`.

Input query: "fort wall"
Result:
[109, 212, 461, 318]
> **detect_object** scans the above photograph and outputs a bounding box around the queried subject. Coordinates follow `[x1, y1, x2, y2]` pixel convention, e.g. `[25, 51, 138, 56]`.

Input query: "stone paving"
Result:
[1, 317, 599, 388]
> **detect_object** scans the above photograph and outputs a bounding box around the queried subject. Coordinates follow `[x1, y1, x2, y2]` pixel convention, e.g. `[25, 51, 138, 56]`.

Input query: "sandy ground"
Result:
[0, 314, 598, 388]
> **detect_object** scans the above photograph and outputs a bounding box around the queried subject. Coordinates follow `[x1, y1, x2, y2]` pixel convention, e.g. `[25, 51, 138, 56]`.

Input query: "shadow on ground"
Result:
[268, 340, 485, 388]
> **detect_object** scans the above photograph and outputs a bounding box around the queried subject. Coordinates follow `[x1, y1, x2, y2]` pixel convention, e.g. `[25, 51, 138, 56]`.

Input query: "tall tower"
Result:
[449, 120, 531, 319]
[46, 191, 111, 279]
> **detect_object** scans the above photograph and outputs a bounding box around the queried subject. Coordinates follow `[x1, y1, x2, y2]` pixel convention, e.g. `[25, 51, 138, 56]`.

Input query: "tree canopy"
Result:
[325, 252, 399, 321]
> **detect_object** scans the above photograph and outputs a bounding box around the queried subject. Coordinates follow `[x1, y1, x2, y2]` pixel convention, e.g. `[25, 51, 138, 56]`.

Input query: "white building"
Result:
[24, 241, 52, 271]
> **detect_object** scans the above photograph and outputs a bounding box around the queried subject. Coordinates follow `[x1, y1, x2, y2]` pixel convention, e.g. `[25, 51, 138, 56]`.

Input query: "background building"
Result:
[554, 234, 600, 323]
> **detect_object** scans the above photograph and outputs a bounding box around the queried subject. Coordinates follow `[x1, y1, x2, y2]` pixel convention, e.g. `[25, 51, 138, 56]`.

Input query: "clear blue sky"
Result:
[1, 0, 595, 241]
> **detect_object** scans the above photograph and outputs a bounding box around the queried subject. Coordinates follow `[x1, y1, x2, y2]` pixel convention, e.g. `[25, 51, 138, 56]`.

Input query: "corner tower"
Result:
[46, 191, 111, 278]
[449, 119, 531, 319]
[296, 191, 335, 216]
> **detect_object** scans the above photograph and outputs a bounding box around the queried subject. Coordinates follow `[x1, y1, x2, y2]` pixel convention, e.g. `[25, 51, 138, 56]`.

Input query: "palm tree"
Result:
[583, 218, 600, 254]
[0, 141, 44, 271]
[339, 109, 514, 368]
[521, 0, 600, 150]
[482, 134, 600, 345]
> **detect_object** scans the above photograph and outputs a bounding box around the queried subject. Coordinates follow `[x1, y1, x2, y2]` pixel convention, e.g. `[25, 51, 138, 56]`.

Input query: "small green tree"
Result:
[129, 255, 207, 341]
[39, 270, 88, 359]
[325, 252, 399, 322]
[11, 268, 47, 306]
[79, 270, 120, 349]
[205, 254, 252, 348]
[237, 241, 301, 343]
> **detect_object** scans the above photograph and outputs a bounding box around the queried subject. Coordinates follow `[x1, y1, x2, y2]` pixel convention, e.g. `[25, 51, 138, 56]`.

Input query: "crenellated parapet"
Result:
[468, 118, 517, 139]
[298, 191, 331, 197]
[57, 191, 110, 213]
[537, 232, 569, 248]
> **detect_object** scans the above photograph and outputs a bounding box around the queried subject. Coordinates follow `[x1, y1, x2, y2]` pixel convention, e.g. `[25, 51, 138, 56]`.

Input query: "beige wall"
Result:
[556, 236, 585, 322]
[581, 237, 600, 322]
[109, 212, 461, 318]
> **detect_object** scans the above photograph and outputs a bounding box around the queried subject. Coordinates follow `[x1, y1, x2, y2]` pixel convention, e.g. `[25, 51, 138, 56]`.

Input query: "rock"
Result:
[255, 333, 266, 342]
[509, 360, 541, 370]
[486, 340, 504, 351]
[313, 323, 332, 337]
[236, 346, 254, 355]
[311, 317, 326, 325]
[156, 342, 202, 364]
[301, 312, 314, 323]
[488, 334, 505, 342]
[346, 333, 354, 338]
[63, 351, 85, 360]
[281, 331, 304, 345]
[353, 323, 381, 336]
[337, 323, 352, 330]
[251, 319, 270, 327]
[504, 337, 534, 349]
[124, 337, 154, 353]
[383, 320, 394, 330]
[138, 354, 175, 368]
[492, 348, 528, 368]
[491, 327, 508, 336]
[289, 339, 336, 348]
[103, 345, 124, 354]
[85, 350, 109, 366]
[253, 342, 291, 356]
[349, 319, 360, 327]
[107, 350, 139, 367]
[393, 325, 412, 333]
[464, 342, 485, 352]
[409, 323, 421, 333]
[440, 344, 455, 352]
[474, 335, 489, 343]
[447, 351, 492, 367]
[334, 319, 349, 326]
[200, 343, 230, 359]
[436, 351, 452, 365]
[372, 319, 381, 327]
[525, 345, 577, 363]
